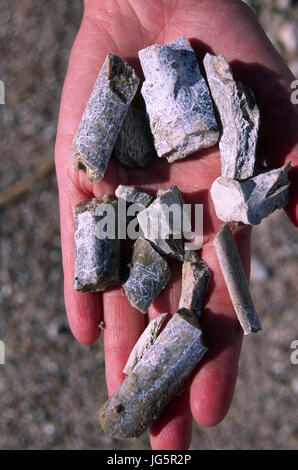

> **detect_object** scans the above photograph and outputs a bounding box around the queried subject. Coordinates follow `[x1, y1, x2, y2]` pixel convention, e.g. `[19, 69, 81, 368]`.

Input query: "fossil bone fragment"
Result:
[123, 313, 168, 375]
[178, 251, 210, 317]
[116, 186, 154, 237]
[203, 53, 260, 180]
[115, 185, 153, 209]
[123, 237, 171, 313]
[137, 185, 185, 261]
[71, 53, 140, 182]
[74, 196, 120, 292]
[98, 309, 208, 438]
[139, 36, 219, 163]
[114, 100, 157, 168]
[213, 224, 262, 335]
[211, 164, 291, 225]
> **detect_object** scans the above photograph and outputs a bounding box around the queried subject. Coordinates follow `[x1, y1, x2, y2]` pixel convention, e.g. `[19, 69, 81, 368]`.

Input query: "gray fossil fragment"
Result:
[114, 100, 157, 168]
[123, 237, 171, 313]
[98, 309, 208, 438]
[204, 53, 260, 180]
[115, 185, 153, 209]
[211, 163, 291, 225]
[72, 53, 140, 182]
[116, 186, 154, 237]
[138, 36, 219, 163]
[213, 224, 262, 335]
[137, 185, 185, 261]
[74, 196, 120, 292]
[123, 313, 167, 375]
[178, 251, 210, 317]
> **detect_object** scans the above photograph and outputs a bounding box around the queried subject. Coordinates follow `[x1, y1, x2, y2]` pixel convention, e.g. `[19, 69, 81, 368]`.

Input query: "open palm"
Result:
[55, 0, 298, 449]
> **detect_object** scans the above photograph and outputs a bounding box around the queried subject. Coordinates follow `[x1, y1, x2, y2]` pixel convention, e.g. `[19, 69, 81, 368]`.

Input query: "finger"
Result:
[55, 14, 116, 343]
[103, 288, 145, 395]
[56, 134, 102, 345]
[190, 304, 242, 427]
[190, 226, 251, 426]
[147, 260, 192, 450]
[150, 383, 192, 450]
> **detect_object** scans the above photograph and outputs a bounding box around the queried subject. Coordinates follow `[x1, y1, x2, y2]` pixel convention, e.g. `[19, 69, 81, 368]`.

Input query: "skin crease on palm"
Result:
[55, 0, 298, 450]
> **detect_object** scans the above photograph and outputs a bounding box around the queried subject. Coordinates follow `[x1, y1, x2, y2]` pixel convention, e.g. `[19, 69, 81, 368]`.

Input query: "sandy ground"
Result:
[0, 0, 297, 449]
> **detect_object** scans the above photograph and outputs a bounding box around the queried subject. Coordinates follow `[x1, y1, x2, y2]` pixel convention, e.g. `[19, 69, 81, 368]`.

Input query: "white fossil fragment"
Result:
[115, 185, 153, 209]
[137, 186, 186, 261]
[211, 164, 291, 225]
[213, 224, 262, 335]
[123, 313, 167, 375]
[178, 251, 210, 317]
[204, 53, 260, 180]
[138, 36, 219, 163]
[72, 53, 140, 182]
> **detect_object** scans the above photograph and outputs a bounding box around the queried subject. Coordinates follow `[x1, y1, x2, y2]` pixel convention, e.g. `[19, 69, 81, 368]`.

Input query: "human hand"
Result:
[55, 0, 298, 449]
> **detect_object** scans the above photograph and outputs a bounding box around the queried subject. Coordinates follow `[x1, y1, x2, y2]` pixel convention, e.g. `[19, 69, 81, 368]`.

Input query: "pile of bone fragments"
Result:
[71, 37, 291, 438]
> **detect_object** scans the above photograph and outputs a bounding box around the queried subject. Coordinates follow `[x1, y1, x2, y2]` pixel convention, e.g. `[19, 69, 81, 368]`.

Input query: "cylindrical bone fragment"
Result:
[72, 53, 140, 182]
[123, 237, 171, 313]
[123, 313, 168, 375]
[98, 309, 208, 438]
[139, 37, 219, 162]
[178, 251, 210, 317]
[203, 53, 260, 181]
[213, 224, 262, 335]
[74, 196, 120, 292]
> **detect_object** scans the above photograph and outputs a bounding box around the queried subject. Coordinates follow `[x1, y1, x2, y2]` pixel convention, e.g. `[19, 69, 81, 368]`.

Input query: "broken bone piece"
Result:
[123, 313, 168, 375]
[211, 164, 291, 225]
[74, 196, 120, 292]
[123, 237, 171, 313]
[98, 309, 208, 438]
[213, 224, 262, 335]
[115, 185, 153, 209]
[71, 53, 140, 182]
[137, 185, 185, 261]
[114, 100, 157, 168]
[139, 36, 219, 162]
[178, 251, 210, 317]
[203, 53, 260, 180]
[116, 185, 154, 235]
